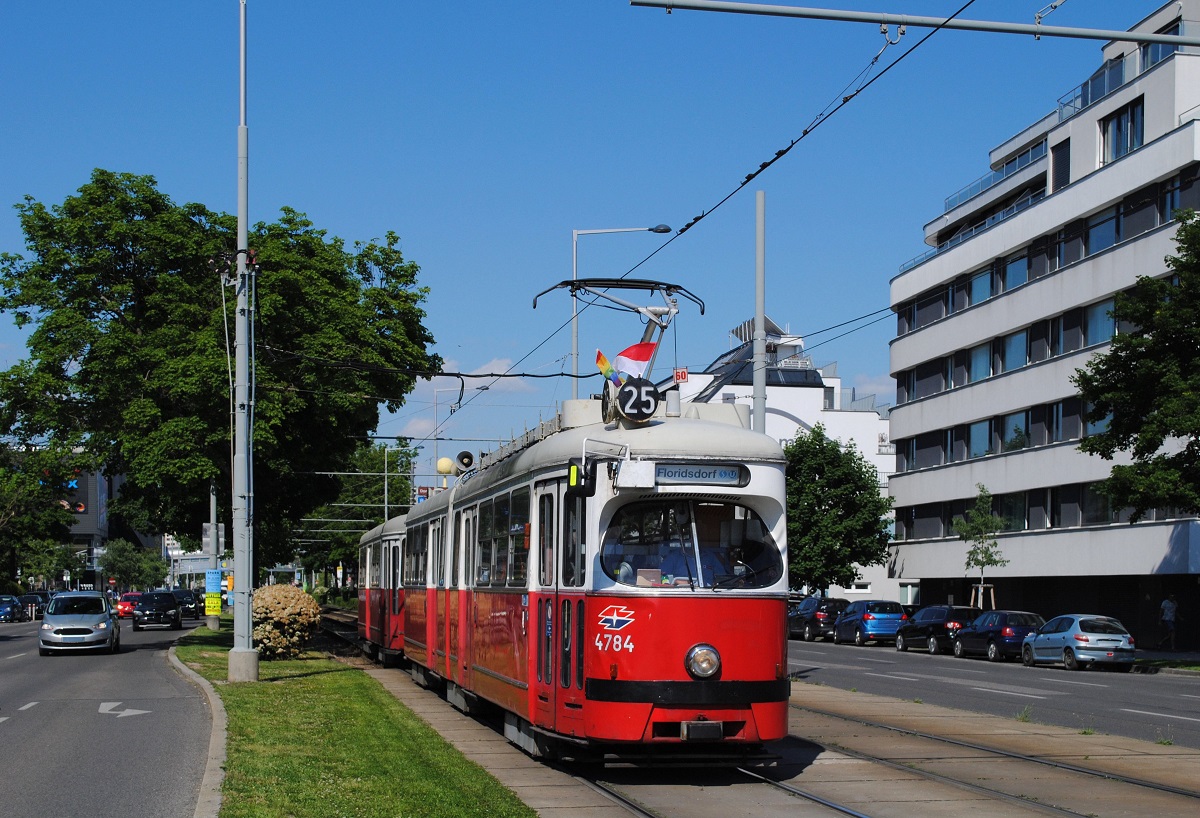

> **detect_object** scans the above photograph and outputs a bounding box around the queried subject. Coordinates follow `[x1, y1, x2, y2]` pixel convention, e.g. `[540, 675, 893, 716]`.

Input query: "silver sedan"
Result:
[39, 590, 121, 655]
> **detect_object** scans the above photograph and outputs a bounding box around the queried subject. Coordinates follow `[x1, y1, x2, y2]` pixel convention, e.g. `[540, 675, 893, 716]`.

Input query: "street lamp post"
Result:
[571, 224, 671, 399]
[432, 387, 459, 477]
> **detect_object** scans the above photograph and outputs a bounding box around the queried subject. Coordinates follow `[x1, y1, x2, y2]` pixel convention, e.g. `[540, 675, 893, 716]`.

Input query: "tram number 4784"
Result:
[595, 633, 636, 653]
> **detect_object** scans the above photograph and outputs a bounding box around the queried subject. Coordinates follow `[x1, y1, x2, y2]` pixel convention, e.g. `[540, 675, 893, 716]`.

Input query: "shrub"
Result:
[251, 584, 322, 659]
[311, 585, 329, 605]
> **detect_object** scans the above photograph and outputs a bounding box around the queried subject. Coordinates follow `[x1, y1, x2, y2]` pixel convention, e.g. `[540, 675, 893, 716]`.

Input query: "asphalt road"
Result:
[788, 636, 1200, 749]
[0, 616, 210, 817]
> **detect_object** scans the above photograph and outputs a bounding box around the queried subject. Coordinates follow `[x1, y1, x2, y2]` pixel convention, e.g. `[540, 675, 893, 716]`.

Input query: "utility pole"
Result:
[229, 0, 258, 683]
[752, 190, 767, 434]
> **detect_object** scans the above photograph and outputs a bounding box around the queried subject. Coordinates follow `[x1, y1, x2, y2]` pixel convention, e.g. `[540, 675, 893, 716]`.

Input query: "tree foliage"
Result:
[1072, 211, 1200, 521]
[955, 484, 1009, 598]
[0, 170, 440, 569]
[783, 424, 893, 592]
[97, 537, 170, 589]
[0, 444, 79, 586]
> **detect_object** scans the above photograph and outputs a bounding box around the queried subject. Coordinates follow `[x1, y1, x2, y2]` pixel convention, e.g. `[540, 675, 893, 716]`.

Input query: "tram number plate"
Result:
[594, 633, 636, 653]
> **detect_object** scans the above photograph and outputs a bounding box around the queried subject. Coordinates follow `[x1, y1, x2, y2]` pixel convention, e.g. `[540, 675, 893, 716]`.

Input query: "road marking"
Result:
[1180, 694, 1200, 700]
[865, 672, 920, 681]
[99, 701, 150, 718]
[0, 717, 7, 724]
[1121, 708, 1200, 724]
[972, 687, 1046, 699]
[19, 702, 38, 710]
[858, 657, 899, 664]
[1038, 677, 1108, 687]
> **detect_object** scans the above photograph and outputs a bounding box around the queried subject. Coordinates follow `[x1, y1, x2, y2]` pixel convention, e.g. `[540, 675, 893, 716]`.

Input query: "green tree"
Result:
[1072, 211, 1200, 521]
[783, 424, 893, 592]
[0, 170, 440, 570]
[1, 444, 79, 587]
[955, 484, 1009, 608]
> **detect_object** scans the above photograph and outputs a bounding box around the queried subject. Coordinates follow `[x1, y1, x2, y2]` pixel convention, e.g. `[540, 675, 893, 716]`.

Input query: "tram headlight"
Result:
[685, 643, 721, 680]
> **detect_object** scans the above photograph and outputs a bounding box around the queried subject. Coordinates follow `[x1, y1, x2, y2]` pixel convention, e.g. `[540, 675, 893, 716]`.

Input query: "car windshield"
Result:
[47, 596, 106, 616]
[0, 595, 18, 604]
[867, 601, 903, 614]
[121, 594, 140, 602]
[1080, 617, 1128, 635]
[140, 593, 174, 605]
[600, 498, 783, 589]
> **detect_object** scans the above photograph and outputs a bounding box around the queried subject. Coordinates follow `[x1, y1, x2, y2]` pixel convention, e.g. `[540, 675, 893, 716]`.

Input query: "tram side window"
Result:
[404, 524, 428, 587]
[358, 546, 367, 588]
[563, 495, 586, 588]
[492, 492, 510, 586]
[432, 522, 445, 587]
[476, 501, 493, 585]
[369, 542, 381, 589]
[508, 487, 531, 587]
[538, 495, 554, 586]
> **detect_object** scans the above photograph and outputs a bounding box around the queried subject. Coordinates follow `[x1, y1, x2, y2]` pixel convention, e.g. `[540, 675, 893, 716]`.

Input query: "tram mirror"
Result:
[566, 457, 596, 498]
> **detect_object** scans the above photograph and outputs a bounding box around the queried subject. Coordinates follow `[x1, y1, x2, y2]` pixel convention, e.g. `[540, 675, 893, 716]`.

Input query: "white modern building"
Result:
[888, 2, 1200, 635]
[676, 316, 901, 601]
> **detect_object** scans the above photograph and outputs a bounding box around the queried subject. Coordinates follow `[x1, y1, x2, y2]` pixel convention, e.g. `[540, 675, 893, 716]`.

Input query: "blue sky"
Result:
[1, 1, 1156, 478]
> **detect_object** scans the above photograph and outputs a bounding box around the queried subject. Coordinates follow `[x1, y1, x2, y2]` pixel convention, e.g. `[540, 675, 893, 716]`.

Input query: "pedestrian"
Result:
[1158, 594, 1180, 650]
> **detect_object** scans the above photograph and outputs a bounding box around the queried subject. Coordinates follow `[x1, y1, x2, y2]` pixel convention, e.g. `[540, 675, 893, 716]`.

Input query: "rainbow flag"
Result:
[595, 349, 621, 385]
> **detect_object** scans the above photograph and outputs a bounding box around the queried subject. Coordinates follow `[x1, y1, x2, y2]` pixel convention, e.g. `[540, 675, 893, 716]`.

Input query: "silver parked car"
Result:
[1021, 614, 1135, 671]
[39, 590, 121, 655]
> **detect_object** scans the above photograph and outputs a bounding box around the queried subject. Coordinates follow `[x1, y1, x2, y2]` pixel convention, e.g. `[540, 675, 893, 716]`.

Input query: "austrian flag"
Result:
[613, 342, 656, 380]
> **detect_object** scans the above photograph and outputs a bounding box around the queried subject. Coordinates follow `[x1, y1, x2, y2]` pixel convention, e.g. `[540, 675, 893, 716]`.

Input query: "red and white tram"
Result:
[359, 394, 790, 761]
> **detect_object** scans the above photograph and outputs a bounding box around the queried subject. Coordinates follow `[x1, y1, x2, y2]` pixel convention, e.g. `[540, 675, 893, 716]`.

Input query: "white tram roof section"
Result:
[475, 397, 785, 477]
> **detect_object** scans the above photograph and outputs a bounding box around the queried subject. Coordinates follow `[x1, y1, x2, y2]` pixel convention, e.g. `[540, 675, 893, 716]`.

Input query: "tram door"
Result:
[429, 518, 445, 673]
[386, 535, 404, 651]
[532, 480, 560, 729]
[457, 508, 477, 691]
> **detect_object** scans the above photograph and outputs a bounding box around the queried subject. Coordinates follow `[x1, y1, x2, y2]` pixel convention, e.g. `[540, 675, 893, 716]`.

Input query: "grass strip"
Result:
[176, 622, 537, 818]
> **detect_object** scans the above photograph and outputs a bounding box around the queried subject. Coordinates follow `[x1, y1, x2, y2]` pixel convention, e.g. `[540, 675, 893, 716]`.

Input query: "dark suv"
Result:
[171, 589, 201, 619]
[132, 591, 183, 631]
[895, 605, 983, 654]
[789, 596, 849, 641]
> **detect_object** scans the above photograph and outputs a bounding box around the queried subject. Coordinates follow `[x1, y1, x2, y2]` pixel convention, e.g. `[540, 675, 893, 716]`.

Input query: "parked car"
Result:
[38, 590, 121, 655]
[115, 592, 141, 619]
[132, 591, 183, 631]
[832, 600, 907, 646]
[953, 610, 1045, 661]
[789, 596, 849, 641]
[895, 604, 983, 655]
[18, 593, 46, 619]
[0, 594, 32, 622]
[171, 589, 201, 619]
[1021, 614, 1136, 671]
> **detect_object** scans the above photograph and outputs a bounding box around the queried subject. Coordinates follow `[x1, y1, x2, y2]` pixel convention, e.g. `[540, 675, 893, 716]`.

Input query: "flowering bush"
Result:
[311, 585, 329, 605]
[251, 584, 322, 659]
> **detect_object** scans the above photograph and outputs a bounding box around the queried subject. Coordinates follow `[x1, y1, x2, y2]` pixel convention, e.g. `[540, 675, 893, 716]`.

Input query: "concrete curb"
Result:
[168, 646, 226, 818]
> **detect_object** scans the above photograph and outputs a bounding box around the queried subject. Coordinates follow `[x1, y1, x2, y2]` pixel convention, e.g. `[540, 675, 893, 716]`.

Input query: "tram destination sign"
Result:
[654, 463, 745, 487]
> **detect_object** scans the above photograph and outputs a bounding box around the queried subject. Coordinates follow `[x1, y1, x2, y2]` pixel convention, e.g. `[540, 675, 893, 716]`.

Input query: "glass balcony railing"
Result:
[899, 190, 1046, 273]
[944, 140, 1047, 212]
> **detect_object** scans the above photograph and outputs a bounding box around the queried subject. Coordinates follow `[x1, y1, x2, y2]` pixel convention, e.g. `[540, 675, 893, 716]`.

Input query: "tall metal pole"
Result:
[752, 191, 767, 434]
[207, 479, 220, 631]
[229, 0, 258, 682]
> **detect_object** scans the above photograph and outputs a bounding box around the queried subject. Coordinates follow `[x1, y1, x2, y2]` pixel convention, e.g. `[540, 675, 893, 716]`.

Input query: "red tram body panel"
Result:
[359, 397, 791, 759]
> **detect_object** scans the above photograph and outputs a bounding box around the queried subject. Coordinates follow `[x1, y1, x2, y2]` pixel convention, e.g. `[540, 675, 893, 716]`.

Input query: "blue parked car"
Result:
[1021, 614, 1135, 671]
[953, 610, 1045, 661]
[832, 600, 907, 646]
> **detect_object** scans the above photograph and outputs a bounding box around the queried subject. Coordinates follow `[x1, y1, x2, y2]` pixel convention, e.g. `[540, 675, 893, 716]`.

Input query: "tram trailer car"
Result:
[358, 515, 407, 666]
[360, 396, 790, 761]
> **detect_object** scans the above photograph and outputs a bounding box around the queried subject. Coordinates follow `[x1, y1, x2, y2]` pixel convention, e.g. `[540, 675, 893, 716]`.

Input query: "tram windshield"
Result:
[600, 499, 783, 590]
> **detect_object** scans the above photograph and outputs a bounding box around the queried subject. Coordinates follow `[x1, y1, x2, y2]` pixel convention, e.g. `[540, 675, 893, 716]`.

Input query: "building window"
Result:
[1084, 298, 1115, 346]
[1051, 139, 1071, 191]
[1086, 206, 1119, 254]
[1081, 483, 1113, 526]
[968, 343, 990, 383]
[1050, 402, 1065, 443]
[1000, 411, 1029, 452]
[1102, 98, 1144, 165]
[1000, 330, 1028, 373]
[1003, 253, 1028, 291]
[996, 492, 1027, 532]
[1085, 402, 1112, 437]
[968, 419, 991, 459]
[1141, 22, 1180, 71]
[968, 269, 992, 305]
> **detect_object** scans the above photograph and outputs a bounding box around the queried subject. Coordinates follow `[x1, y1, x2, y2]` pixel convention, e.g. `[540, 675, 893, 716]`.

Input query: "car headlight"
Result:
[96, 621, 109, 630]
[685, 643, 721, 680]
[41, 622, 53, 631]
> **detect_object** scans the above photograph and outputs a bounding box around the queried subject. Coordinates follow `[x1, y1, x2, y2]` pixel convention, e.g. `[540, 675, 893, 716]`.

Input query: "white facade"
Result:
[888, 2, 1200, 628]
[676, 317, 902, 601]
